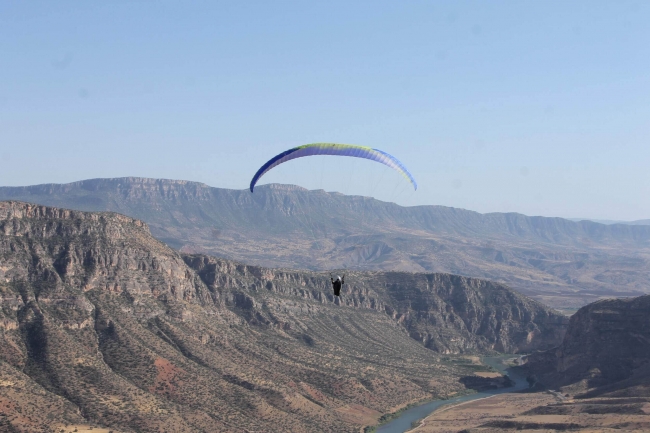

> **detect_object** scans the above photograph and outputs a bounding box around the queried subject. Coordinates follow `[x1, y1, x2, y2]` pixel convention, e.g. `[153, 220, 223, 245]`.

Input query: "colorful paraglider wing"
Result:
[249, 143, 417, 192]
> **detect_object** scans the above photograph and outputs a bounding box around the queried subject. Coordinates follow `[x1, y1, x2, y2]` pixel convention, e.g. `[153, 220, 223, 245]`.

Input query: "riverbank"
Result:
[407, 393, 503, 432]
[407, 389, 650, 433]
[361, 391, 477, 433]
[362, 398, 435, 432]
[407, 391, 556, 433]
[365, 356, 529, 433]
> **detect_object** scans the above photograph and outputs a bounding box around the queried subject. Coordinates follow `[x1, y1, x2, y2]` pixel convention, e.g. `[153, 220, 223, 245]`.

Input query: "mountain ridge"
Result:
[2, 177, 649, 309]
[4, 177, 649, 243]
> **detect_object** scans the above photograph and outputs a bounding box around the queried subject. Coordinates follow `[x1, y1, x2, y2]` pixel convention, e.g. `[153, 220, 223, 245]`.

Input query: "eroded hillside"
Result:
[0, 201, 565, 432]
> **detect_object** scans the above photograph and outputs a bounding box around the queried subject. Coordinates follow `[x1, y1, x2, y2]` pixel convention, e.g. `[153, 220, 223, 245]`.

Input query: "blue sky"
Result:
[1, 1, 649, 220]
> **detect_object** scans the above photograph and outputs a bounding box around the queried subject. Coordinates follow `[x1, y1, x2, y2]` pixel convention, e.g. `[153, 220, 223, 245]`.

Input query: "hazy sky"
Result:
[1, 1, 649, 220]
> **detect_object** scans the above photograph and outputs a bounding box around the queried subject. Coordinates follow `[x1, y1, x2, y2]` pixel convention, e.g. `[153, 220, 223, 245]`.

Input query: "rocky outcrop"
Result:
[0, 200, 212, 305]
[527, 295, 650, 390]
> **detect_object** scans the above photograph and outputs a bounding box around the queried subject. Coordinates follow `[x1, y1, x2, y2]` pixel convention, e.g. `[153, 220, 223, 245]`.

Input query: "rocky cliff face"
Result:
[2, 177, 650, 310]
[0, 201, 566, 432]
[184, 255, 567, 354]
[527, 295, 650, 393]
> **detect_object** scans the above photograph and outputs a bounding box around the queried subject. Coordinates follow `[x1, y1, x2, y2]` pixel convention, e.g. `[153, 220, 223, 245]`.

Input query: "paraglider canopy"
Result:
[249, 143, 417, 192]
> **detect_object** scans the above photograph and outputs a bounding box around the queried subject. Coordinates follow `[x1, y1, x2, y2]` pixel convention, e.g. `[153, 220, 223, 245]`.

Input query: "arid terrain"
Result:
[412, 391, 650, 433]
[1, 178, 650, 309]
[0, 201, 566, 432]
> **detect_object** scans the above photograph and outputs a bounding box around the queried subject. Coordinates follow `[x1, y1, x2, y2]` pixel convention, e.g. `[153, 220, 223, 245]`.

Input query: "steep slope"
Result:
[528, 295, 650, 393]
[1, 177, 649, 309]
[0, 201, 566, 433]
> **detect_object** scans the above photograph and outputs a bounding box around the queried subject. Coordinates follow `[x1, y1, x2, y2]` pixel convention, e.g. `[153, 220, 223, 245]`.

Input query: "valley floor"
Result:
[411, 391, 650, 433]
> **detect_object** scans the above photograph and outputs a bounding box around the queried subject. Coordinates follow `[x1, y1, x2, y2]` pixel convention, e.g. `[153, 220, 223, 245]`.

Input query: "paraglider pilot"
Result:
[330, 274, 344, 297]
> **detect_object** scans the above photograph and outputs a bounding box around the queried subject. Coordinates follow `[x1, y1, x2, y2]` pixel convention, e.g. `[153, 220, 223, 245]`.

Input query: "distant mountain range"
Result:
[568, 218, 650, 225]
[1, 177, 649, 309]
